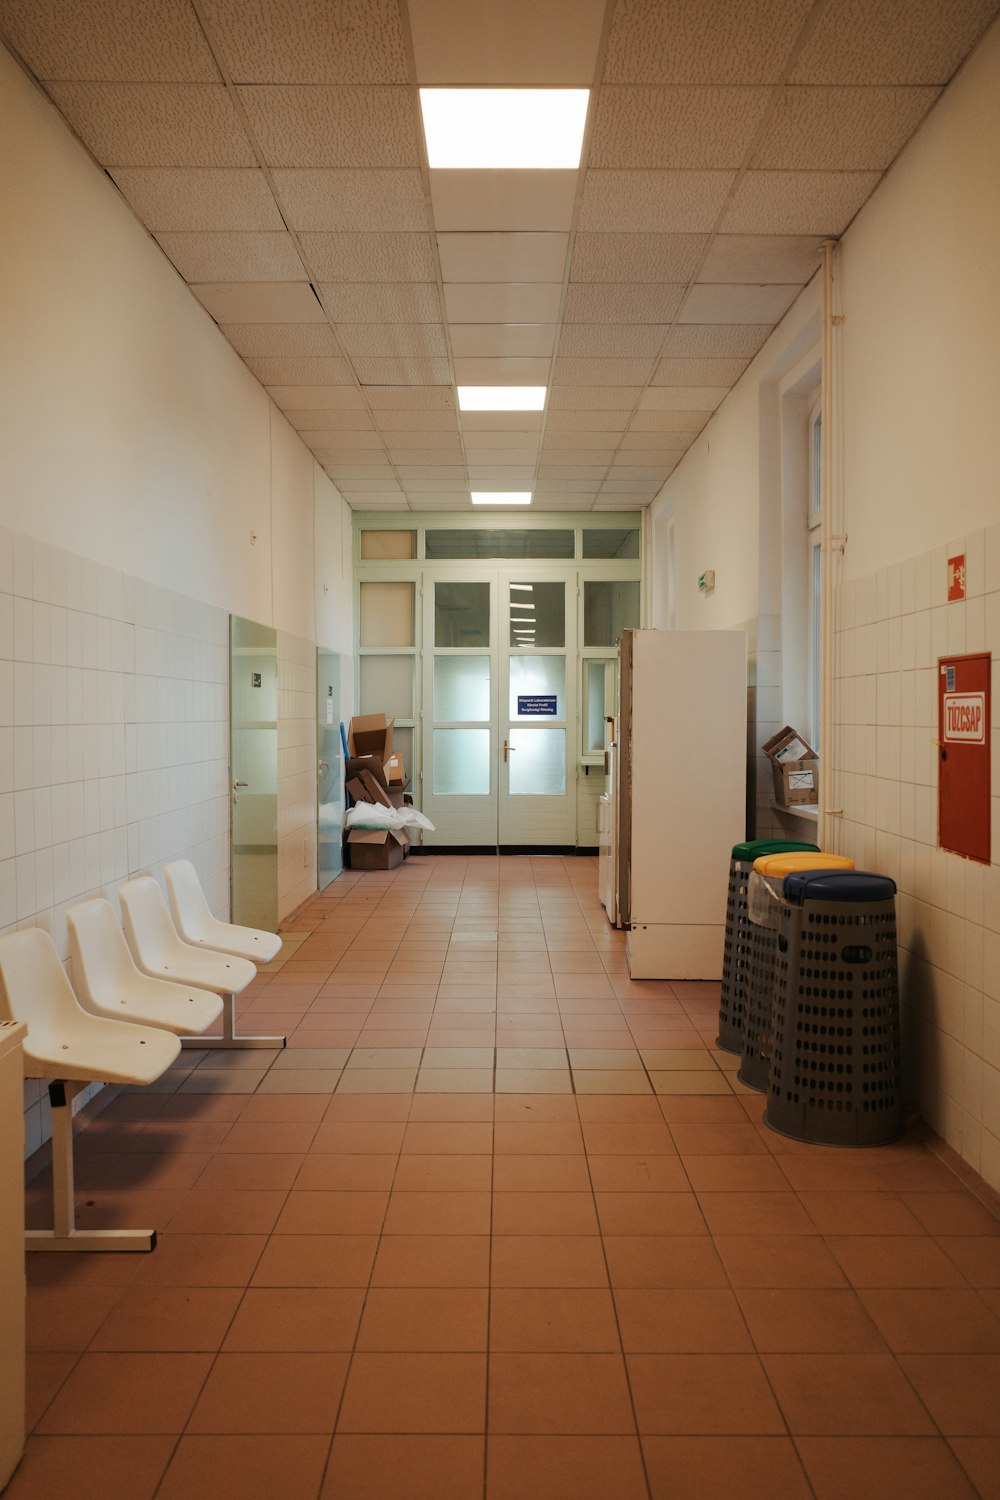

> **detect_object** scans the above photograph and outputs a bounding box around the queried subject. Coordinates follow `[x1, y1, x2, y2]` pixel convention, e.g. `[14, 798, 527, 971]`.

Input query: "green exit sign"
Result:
[698, 570, 716, 593]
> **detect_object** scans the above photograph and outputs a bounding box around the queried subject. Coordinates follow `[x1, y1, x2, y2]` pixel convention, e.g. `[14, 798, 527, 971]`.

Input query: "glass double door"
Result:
[420, 569, 576, 848]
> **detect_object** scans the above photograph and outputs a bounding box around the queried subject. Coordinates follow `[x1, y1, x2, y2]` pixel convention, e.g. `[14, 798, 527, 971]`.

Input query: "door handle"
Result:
[503, 738, 516, 762]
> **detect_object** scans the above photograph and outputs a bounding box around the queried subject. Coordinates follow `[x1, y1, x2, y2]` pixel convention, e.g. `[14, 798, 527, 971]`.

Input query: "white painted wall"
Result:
[647, 16, 1000, 1190]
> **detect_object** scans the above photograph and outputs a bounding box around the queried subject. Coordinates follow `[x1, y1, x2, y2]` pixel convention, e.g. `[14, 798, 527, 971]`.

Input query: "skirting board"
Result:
[626, 923, 725, 980]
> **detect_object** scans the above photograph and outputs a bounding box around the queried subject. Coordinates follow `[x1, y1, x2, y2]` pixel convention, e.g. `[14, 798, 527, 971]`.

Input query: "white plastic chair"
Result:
[118, 877, 283, 1050]
[0, 928, 180, 1252]
[67, 898, 224, 1037]
[163, 859, 282, 964]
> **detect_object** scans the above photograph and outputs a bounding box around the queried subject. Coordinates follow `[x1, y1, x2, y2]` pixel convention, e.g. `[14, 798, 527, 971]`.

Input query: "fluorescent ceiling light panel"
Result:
[420, 89, 589, 169]
[471, 492, 532, 506]
[458, 386, 547, 412]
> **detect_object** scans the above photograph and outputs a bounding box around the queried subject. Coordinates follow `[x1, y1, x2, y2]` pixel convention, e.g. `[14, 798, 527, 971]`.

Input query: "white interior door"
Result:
[498, 570, 576, 846]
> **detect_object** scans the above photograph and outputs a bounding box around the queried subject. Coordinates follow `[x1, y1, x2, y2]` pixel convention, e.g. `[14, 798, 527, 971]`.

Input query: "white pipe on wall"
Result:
[819, 241, 841, 852]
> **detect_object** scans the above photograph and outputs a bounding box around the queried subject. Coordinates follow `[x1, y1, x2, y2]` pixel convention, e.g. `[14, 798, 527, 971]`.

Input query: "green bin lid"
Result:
[731, 838, 820, 862]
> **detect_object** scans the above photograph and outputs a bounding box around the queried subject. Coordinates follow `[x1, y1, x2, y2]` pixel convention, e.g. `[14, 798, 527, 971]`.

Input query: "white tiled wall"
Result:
[0, 527, 230, 1157]
[831, 522, 1000, 1190]
[277, 630, 318, 922]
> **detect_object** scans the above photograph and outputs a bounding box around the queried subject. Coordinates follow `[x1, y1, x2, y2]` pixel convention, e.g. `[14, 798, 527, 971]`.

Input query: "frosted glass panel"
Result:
[360, 581, 414, 646]
[509, 656, 565, 721]
[585, 660, 606, 753]
[435, 581, 490, 646]
[584, 580, 640, 647]
[509, 729, 566, 795]
[361, 529, 415, 559]
[434, 655, 490, 722]
[360, 655, 414, 718]
[433, 729, 490, 795]
[508, 580, 564, 648]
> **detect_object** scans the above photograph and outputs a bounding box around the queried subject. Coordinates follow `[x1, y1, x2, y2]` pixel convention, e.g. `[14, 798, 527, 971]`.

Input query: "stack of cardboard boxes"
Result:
[762, 725, 820, 807]
[344, 713, 411, 870]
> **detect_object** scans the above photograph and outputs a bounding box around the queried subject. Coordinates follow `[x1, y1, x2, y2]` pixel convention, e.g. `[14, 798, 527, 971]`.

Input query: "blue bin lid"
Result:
[783, 870, 897, 904]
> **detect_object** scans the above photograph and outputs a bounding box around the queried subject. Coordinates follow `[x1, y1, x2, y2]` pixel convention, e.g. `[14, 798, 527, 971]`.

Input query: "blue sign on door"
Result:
[517, 695, 558, 716]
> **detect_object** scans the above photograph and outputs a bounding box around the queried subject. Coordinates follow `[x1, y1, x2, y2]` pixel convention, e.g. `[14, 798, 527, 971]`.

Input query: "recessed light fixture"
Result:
[419, 89, 589, 170]
[458, 387, 546, 412]
[470, 492, 532, 507]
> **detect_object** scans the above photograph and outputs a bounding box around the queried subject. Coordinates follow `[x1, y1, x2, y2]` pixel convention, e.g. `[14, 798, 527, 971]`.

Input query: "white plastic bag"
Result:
[344, 800, 435, 833]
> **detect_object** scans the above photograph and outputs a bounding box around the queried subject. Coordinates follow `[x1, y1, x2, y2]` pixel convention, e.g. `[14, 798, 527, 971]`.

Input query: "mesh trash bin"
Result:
[738, 852, 855, 1091]
[717, 839, 819, 1053]
[765, 869, 902, 1147]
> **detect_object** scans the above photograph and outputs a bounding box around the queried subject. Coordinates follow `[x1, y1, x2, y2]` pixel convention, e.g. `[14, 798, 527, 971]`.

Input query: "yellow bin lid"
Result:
[752, 852, 855, 876]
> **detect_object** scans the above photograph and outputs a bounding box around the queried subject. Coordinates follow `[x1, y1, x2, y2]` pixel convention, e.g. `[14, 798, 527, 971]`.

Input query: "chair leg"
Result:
[26, 1082, 156, 1253]
[180, 991, 286, 1050]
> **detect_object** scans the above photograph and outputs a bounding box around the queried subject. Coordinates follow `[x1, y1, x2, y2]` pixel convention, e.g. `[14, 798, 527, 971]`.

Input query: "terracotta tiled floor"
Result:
[13, 856, 1000, 1499]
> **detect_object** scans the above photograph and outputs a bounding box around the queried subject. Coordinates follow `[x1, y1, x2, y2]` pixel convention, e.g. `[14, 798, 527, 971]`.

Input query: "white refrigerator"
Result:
[0, 1022, 26, 1491]
[615, 629, 747, 979]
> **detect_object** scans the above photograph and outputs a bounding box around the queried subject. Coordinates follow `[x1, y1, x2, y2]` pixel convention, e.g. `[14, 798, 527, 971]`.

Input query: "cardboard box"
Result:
[346, 827, 406, 871]
[762, 725, 819, 806]
[346, 762, 392, 810]
[385, 751, 405, 785]
[347, 714, 394, 766]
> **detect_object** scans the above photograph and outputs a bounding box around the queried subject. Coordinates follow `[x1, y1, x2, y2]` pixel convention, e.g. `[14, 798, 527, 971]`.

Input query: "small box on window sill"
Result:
[762, 725, 819, 807]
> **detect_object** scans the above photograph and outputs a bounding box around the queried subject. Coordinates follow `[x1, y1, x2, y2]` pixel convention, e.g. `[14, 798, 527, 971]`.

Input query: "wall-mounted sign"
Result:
[698, 570, 716, 593]
[947, 555, 966, 602]
[517, 695, 557, 716]
[938, 654, 991, 863]
[251, 672, 262, 688]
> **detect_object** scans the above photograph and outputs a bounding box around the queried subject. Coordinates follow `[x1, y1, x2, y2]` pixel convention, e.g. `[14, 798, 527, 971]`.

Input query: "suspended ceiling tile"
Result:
[553, 356, 657, 385]
[465, 465, 535, 479]
[109, 168, 283, 231]
[623, 412, 709, 434]
[335, 324, 448, 357]
[408, 0, 605, 83]
[437, 233, 570, 283]
[543, 430, 628, 449]
[406, 495, 466, 507]
[579, 170, 735, 233]
[462, 411, 543, 432]
[789, 0, 999, 84]
[602, 0, 814, 84]
[660, 323, 772, 356]
[318, 282, 443, 322]
[539, 451, 615, 468]
[344, 495, 410, 509]
[47, 83, 255, 166]
[590, 87, 772, 168]
[557, 324, 667, 358]
[429, 171, 579, 231]
[753, 85, 941, 170]
[697, 234, 824, 283]
[237, 86, 419, 168]
[535, 497, 599, 509]
[272, 169, 429, 231]
[220, 323, 342, 356]
[330, 477, 402, 492]
[403, 478, 471, 490]
[315, 446, 393, 465]
[534, 481, 603, 494]
[371, 408, 460, 431]
[563, 283, 686, 323]
[462, 448, 541, 466]
[449, 325, 557, 358]
[546, 409, 630, 432]
[648, 356, 751, 386]
[537, 465, 608, 480]
[631, 389, 728, 416]
[570, 232, 706, 282]
[297, 428, 385, 448]
[363, 386, 456, 409]
[680, 283, 799, 323]
[301, 232, 436, 281]
[380, 430, 466, 450]
[352, 357, 452, 385]
[324, 463, 397, 477]
[200, 0, 408, 84]
[191, 281, 327, 322]
[153, 230, 305, 281]
[247, 355, 354, 385]
[396, 464, 468, 478]
[0, 0, 219, 82]
[463, 430, 542, 449]
[720, 170, 882, 234]
[608, 461, 680, 478]
[548, 386, 645, 409]
[265, 384, 367, 408]
[452, 356, 552, 383]
[443, 283, 564, 324]
[283, 407, 375, 430]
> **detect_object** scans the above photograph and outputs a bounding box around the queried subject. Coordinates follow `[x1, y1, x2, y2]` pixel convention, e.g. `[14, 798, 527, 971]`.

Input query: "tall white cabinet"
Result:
[0, 1022, 26, 1491]
[617, 629, 747, 979]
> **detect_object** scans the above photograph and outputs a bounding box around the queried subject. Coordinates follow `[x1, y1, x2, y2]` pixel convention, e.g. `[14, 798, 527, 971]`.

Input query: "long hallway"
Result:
[14, 857, 1000, 1500]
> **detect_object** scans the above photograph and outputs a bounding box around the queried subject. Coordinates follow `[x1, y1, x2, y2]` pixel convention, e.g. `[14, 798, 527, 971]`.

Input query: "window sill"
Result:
[770, 801, 819, 821]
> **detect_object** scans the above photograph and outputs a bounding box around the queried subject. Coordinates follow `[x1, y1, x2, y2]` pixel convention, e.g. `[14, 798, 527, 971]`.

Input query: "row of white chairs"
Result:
[0, 861, 283, 1254]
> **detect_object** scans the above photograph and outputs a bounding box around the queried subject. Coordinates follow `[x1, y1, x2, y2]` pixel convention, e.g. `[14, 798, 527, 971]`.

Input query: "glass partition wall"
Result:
[354, 515, 642, 850]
